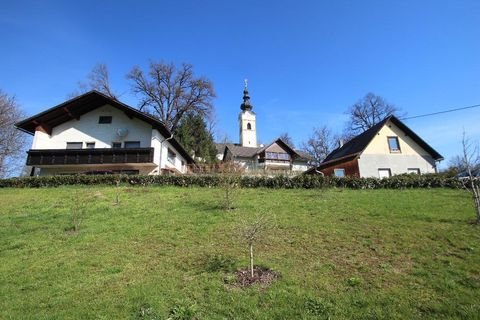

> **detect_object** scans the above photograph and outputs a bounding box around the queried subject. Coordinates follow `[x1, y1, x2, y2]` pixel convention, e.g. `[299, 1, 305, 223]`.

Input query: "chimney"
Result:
[338, 139, 344, 148]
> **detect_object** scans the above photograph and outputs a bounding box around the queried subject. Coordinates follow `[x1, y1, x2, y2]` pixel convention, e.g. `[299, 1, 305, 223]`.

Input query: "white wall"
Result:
[292, 161, 309, 172]
[358, 120, 437, 177]
[358, 154, 436, 177]
[32, 104, 152, 150]
[31, 104, 191, 175]
[160, 139, 188, 173]
[239, 110, 257, 147]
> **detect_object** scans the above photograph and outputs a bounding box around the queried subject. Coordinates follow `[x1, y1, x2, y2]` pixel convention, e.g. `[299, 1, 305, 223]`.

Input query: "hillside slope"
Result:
[0, 187, 479, 319]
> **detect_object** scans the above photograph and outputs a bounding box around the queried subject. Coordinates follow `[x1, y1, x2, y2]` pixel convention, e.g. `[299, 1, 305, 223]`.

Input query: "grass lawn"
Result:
[0, 186, 479, 319]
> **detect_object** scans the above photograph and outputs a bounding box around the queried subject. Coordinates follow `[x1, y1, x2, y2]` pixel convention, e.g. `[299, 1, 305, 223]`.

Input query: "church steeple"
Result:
[240, 79, 253, 111]
[239, 79, 257, 147]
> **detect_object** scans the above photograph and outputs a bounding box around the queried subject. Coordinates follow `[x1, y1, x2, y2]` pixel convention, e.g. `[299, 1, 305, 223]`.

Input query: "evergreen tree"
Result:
[175, 113, 217, 163]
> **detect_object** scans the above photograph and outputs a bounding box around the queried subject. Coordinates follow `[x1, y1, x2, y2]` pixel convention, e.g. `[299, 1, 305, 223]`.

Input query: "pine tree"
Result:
[175, 113, 217, 163]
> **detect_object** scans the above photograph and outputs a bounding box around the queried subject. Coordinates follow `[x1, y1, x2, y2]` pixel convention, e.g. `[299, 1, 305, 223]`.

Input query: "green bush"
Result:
[0, 173, 466, 189]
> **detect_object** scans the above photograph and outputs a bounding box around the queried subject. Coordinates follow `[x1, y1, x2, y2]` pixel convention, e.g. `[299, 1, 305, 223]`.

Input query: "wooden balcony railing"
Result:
[26, 148, 154, 166]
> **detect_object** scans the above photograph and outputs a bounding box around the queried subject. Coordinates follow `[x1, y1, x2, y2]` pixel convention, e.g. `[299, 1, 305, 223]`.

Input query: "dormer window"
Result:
[247, 123, 252, 130]
[98, 116, 112, 124]
[388, 137, 401, 152]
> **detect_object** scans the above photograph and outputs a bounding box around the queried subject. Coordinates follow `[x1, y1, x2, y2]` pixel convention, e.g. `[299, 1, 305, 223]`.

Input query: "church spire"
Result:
[240, 79, 253, 111]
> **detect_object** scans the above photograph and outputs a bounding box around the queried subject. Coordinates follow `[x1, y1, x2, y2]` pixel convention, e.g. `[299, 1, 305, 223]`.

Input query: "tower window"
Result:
[247, 123, 252, 130]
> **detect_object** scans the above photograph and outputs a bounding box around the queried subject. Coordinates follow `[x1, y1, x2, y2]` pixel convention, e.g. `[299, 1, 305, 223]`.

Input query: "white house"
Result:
[15, 91, 195, 176]
[216, 84, 311, 174]
[306, 115, 443, 177]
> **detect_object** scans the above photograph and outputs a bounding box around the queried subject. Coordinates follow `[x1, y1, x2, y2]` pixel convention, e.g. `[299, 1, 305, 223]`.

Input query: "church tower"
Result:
[239, 80, 257, 147]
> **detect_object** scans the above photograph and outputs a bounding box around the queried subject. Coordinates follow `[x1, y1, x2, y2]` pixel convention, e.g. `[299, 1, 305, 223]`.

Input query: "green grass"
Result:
[0, 186, 479, 319]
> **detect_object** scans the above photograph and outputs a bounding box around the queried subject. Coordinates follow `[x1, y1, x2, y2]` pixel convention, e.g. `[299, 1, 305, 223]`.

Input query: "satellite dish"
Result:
[117, 128, 129, 138]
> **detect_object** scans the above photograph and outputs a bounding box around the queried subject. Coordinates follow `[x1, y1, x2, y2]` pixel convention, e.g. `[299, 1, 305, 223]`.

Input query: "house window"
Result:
[98, 116, 112, 124]
[408, 168, 420, 174]
[167, 148, 176, 164]
[388, 137, 401, 152]
[112, 142, 122, 148]
[86, 142, 95, 149]
[66, 142, 82, 149]
[247, 123, 252, 130]
[124, 141, 140, 148]
[265, 152, 290, 160]
[378, 168, 392, 178]
[334, 169, 345, 177]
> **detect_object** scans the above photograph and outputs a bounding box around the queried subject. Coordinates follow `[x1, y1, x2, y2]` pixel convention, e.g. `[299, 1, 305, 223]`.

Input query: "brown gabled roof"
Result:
[225, 144, 262, 158]
[15, 90, 195, 164]
[218, 139, 312, 162]
[320, 115, 443, 166]
[294, 150, 313, 161]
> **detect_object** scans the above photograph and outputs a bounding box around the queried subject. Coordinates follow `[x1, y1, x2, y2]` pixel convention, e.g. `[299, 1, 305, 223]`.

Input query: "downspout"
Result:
[159, 133, 174, 175]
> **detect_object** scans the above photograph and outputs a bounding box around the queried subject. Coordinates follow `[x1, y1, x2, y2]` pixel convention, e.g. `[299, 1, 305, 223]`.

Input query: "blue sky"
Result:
[2, 0, 480, 167]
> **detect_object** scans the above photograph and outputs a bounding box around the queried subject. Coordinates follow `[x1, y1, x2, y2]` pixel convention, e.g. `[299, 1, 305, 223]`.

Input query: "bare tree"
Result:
[87, 64, 117, 99]
[240, 214, 273, 278]
[219, 160, 242, 211]
[127, 61, 216, 132]
[0, 90, 26, 178]
[346, 92, 400, 135]
[460, 132, 480, 224]
[301, 125, 338, 166]
[71, 63, 118, 99]
[279, 132, 295, 148]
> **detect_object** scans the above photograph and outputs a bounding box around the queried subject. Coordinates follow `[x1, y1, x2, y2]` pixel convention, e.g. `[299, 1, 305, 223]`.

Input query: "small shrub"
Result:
[65, 191, 85, 234]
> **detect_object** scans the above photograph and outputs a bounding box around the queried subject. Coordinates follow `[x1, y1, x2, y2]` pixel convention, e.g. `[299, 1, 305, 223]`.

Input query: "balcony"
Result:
[27, 148, 154, 166]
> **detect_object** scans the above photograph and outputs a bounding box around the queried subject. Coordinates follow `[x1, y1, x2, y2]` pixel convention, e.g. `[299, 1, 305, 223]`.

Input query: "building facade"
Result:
[307, 116, 443, 177]
[15, 91, 194, 176]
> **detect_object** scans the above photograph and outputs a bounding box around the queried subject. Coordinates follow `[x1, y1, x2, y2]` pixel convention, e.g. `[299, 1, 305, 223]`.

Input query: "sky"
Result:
[1, 0, 480, 168]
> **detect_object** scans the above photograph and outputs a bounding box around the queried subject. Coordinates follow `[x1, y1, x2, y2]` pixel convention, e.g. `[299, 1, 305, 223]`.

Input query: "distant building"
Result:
[306, 115, 443, 177]
[15, 91, 195, 176]
[216, 83, 311, 174]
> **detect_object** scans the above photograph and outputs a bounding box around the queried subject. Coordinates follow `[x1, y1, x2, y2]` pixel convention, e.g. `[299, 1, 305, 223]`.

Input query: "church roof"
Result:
[240, 80, 254, 112]
[216, 139, 312, 162]
[224, 144, 262, 158]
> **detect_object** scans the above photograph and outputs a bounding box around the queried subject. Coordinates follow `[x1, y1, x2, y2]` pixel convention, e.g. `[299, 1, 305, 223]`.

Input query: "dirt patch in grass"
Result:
[231, 266, 280, 289]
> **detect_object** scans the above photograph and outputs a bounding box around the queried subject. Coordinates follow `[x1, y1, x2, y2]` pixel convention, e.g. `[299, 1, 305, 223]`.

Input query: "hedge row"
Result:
[0, 173, 469, 189]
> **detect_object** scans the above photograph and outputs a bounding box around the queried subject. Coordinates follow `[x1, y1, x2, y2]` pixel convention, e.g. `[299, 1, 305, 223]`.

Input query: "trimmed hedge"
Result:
[0, 173, 468, 189]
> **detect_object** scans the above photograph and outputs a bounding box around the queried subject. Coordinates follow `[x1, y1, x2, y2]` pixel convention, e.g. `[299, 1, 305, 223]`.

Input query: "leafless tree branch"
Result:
[127, 61, 216, 132]
[301, 125, 339, 166]
[345, 92, 401, 135]
[70, 63, 118, 100]
[460, 131, 480, 224]
[0, 90, 26, 178]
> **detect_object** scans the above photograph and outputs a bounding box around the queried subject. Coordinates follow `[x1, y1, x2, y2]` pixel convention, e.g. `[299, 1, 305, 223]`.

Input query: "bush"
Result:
[0, 173, 465, 189]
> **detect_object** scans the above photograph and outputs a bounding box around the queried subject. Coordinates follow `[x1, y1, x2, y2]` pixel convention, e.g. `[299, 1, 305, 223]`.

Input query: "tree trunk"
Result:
[474, 185, 480, 224]
[250, 243, 254, 278]
[469, 179, 480, 224]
